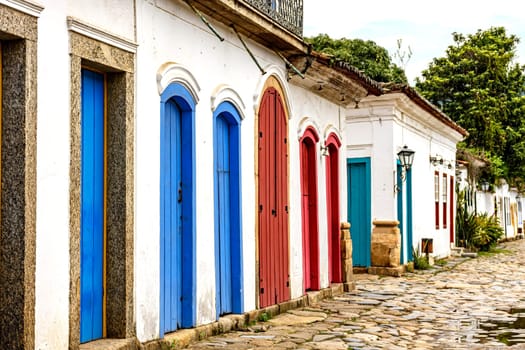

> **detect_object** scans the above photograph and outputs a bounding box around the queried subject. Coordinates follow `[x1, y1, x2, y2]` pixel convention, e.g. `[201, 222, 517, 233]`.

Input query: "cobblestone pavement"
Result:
[185, 239, 525, 349]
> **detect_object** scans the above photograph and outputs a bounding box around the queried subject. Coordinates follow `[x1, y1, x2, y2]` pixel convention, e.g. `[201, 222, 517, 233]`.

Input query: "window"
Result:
[443, 174, 448, 228]
[434, 172, 439, 229]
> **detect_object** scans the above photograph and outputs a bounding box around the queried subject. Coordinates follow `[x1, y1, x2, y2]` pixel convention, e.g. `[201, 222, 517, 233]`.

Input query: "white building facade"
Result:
[346, 87, 467, 262]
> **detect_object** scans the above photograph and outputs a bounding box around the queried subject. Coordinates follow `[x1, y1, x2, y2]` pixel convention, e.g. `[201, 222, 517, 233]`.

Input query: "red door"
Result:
[450, 176, 454, 243]
[300, 128, 320, 291]
[325, 133, 342, 283]
[258, 88, 290, 308]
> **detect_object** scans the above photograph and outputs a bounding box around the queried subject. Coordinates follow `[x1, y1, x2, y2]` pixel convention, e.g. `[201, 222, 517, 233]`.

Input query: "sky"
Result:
[303, 0, 525, 85]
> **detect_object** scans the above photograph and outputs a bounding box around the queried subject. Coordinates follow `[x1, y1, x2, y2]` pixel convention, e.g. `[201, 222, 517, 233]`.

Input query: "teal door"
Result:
[397, 163, 413, 263]
[80, 69, 104, 343]
[347, 158, 371, 267]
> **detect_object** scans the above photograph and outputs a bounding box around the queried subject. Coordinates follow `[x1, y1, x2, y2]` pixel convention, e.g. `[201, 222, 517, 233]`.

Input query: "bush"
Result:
[472, 213, 504, 251]
[412, 247, 430, 270]
[456, 190, 504, 251]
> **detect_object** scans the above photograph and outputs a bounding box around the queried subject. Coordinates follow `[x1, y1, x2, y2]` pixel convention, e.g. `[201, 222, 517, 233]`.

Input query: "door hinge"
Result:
[260, 287, 264, 294]
[285, 205, 288, 213]
[259, 204, 263, 212]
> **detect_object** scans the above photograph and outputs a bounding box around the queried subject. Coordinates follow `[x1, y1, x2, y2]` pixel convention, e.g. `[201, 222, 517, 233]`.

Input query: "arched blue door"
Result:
[80, 69, 105, 343]
[214, 102, 243, 317]
[216, 115, 232, 314]
[160, 83, 196, 335]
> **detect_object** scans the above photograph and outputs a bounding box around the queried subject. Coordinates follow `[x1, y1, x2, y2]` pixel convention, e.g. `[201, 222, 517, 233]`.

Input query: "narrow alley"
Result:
[185, 239, 525, 349]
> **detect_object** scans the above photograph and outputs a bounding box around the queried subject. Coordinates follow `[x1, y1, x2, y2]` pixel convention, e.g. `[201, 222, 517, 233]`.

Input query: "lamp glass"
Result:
[397, 145, 415, 170]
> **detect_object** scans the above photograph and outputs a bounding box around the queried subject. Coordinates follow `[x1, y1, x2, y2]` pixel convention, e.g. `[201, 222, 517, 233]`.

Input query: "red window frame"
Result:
[434, 171, 440, 229]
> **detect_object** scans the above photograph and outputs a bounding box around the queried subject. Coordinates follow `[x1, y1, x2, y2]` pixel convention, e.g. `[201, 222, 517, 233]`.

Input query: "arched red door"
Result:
[258, 87, 290, 308]
[300, 127, 320, 291]
[325, 133, 342, 283]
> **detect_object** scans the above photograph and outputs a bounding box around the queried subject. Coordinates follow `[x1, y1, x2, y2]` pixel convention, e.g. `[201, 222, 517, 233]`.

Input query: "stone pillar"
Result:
[340, 222, 355, 291]
[368, 220, 404, 277]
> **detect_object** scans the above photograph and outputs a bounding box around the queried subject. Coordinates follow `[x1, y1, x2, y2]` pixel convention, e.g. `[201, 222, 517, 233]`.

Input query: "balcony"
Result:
[245, 0, 303, 37]
[190, 0, 308, 55]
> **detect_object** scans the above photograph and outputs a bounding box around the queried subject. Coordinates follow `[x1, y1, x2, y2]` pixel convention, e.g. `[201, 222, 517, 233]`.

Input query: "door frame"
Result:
[213, 101, 243, 317]
[299, 126, 320, 292]
[325, 133, 342, 283]
[159, 82, 196, 336]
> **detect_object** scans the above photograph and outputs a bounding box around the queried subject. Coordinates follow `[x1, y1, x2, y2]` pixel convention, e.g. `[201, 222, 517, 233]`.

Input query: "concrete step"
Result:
[450, 247, 464, 257]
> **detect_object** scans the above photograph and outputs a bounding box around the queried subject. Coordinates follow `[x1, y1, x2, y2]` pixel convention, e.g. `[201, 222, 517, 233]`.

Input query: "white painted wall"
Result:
[35, 1, 71, 348]
[134, 0, 346, 341]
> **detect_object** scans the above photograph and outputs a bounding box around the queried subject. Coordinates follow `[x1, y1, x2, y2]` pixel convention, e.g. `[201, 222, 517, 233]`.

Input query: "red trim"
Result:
[325, 132, 341, 283]
[300, 126, 320, 291]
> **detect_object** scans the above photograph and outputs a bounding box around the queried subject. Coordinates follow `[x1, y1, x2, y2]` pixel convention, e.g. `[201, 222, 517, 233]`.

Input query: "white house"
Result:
[345, 84, 467, 262]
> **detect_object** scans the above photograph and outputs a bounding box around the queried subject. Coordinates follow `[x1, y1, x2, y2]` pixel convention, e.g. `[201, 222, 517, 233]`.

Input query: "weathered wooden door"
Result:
[300, 129, 319, 291]
[347, 158, 371, 267]
[216, 114, 233, 314]
[80, 69, 105, 343]
[258, 88, 289, 308]
[325, 135, 341, 283]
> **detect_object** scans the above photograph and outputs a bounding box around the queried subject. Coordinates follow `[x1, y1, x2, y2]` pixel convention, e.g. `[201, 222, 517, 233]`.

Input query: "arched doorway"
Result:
[214, 101, 243, 316]
[159, 82, 196, 335]
[300, 127, 320, 291]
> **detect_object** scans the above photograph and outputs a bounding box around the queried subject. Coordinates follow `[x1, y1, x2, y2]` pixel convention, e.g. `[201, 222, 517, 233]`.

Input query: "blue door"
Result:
[406, 169, 413, 261]
[80, 69, 104, 343]
[216, 115, 232, 314]
[160, 83, 197, 335]
[347, 158, 371, 267]
[161, 99, 183, 332]
[214, 102, 243, 317]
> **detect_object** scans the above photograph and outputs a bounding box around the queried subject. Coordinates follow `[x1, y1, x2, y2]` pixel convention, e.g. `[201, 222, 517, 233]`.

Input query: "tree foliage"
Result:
[415, 27, 525, 180]
[306, 34, 408, 84]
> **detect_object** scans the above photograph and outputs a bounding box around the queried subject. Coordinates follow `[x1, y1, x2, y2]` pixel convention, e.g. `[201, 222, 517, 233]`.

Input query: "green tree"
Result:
[415, 27, 525, 180]
[306, 34, 408, 83]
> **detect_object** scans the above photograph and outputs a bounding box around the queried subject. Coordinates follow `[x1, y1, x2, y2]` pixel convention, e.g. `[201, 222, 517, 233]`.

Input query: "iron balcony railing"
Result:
[245, 0, 303, 37]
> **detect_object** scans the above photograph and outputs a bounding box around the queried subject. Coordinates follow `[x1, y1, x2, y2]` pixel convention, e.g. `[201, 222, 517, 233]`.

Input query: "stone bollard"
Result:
[340, 222, 355, 291]
[368, 220, 404, 277]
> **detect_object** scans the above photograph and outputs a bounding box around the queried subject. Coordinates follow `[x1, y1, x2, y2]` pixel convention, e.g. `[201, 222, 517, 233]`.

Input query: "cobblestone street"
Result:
[186, 239, 525, 349]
